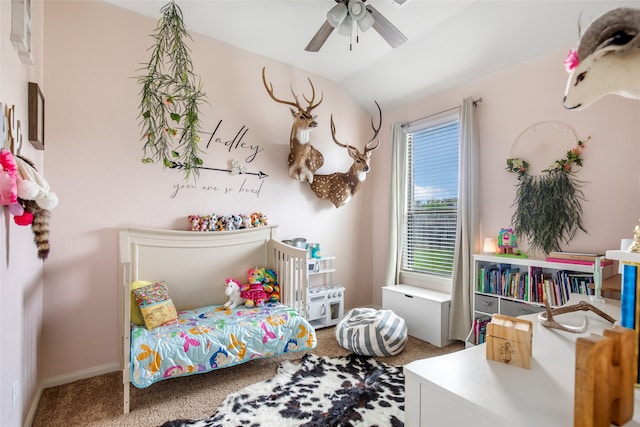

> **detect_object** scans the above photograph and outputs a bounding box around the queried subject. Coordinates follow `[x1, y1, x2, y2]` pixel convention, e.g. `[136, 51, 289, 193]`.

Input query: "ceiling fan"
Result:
[305, 0, 408, 52]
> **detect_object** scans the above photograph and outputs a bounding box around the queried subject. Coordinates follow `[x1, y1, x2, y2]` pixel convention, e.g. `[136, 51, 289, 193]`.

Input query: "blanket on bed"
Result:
[131, 304, 316, 388]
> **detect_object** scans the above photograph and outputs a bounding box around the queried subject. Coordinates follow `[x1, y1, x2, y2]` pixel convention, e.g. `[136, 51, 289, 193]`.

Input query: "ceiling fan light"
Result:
[356, 11, 375, 32]
[338, 16, 352, 36]
[327, 3, 348, 28]
[348, 0, 367, 20]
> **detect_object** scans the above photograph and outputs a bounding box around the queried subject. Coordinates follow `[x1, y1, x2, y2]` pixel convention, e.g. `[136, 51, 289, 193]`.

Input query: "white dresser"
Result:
[404, 294, 640, 427]
[382, 285, 451, 347]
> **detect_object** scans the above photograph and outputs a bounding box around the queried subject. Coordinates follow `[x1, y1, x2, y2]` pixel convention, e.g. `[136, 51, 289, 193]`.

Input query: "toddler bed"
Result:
[119, 225, 313, 414]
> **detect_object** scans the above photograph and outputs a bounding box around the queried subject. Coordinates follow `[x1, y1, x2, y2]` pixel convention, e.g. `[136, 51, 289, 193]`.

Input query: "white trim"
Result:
[41, 362, 119, 389]
[24, 385, 42, 427]
[399, 271, 452, 294]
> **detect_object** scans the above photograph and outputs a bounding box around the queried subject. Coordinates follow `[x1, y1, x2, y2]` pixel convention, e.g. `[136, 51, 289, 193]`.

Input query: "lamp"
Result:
[483, 237, 497, 255]
[338, 15, 352, 36]
[348, 0, 367, 20]
[327, 3, 348, 28]
[356, 9, 375, 32]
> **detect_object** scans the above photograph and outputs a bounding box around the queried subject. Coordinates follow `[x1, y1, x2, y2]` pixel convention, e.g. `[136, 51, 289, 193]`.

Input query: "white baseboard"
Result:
[42, 362, 120, 389]
[24, 386, 42, 427]
[25, 363, 119, 427]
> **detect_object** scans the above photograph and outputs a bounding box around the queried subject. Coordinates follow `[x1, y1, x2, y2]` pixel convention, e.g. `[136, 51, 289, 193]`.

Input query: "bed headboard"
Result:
[119, 225, 307, 336]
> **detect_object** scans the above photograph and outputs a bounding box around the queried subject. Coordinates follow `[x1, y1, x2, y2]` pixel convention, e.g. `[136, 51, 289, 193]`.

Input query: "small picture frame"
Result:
[28, 82, 44, 150]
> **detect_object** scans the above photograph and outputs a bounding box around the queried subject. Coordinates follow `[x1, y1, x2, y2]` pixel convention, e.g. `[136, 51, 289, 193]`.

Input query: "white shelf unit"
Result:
[306, 256, 344, 329]
[469, 254, 597, 346]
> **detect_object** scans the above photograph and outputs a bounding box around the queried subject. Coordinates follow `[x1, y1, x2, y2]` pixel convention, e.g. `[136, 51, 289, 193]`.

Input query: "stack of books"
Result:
[545, 251, 615, 279]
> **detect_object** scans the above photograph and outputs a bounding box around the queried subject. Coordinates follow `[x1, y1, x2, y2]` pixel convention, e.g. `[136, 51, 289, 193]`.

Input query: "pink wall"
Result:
[42, 1, 376, 382]
[0, 0, 45, 425]
[371, 45, 640, 305]
[30, 0, 640, 406]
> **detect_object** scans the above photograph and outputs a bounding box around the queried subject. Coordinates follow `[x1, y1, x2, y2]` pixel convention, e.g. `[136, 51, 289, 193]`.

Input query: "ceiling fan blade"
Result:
[366, 5, 408, 48]
[305, 20, 335, 52]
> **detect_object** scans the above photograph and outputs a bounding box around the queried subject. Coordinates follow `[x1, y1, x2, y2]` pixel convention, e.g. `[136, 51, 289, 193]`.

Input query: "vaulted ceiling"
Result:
[103, 0, 638, 111]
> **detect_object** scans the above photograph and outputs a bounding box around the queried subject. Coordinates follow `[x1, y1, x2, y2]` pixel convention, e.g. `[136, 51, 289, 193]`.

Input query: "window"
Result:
[402, 112, 460, 281]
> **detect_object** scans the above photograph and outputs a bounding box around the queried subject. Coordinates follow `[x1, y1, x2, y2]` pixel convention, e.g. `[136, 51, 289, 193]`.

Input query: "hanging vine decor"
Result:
[138, 1, 207, 180]
[506, 127, 590, 255]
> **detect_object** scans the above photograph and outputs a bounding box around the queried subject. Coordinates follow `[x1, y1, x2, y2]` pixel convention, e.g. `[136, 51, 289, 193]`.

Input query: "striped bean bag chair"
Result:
[335, 308, 408, 357]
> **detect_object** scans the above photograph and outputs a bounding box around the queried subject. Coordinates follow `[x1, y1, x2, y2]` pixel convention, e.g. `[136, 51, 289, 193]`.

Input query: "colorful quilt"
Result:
[130, 303, 317, 388]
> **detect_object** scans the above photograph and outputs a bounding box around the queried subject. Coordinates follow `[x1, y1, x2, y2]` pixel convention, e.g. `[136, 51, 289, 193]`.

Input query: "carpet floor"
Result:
[32, 327, 463, 427]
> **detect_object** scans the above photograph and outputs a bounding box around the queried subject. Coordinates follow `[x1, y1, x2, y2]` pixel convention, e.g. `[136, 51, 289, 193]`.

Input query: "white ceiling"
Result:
[103, 0, 638, 112]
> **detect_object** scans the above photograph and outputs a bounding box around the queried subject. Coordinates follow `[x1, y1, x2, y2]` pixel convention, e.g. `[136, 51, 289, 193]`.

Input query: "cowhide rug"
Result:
[161, 353, 405, 427]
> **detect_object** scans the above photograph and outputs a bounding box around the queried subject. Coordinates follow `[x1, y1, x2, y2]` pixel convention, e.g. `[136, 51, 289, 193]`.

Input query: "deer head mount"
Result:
[310, 101, 381, 208]
[261, 67, 324, 183]
[563, 7, 640, 110]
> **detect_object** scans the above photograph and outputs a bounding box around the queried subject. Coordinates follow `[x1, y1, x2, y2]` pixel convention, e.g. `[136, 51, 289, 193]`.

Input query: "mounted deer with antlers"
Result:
[310, 102, 381, 208]
[261, 67, 324, 183]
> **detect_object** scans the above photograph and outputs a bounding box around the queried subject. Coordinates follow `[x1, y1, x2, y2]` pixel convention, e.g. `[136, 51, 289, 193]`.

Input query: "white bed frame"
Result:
[119, 225, 308, 414]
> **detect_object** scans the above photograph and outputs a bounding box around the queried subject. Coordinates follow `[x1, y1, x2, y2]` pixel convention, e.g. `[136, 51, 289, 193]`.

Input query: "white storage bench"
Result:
[381, 284, 451, 347]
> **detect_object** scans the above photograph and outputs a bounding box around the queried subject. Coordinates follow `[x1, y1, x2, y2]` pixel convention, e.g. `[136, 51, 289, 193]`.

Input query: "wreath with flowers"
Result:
[505, 137, 590, 255]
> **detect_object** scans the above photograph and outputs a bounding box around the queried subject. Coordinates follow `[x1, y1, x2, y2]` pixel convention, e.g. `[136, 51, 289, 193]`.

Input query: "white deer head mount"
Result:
[261, 67, 324, 183]
[563, 7, 640, 110]
[310, 101, 381, 208]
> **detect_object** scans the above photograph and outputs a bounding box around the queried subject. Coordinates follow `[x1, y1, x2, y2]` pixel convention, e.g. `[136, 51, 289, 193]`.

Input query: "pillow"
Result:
[130, 280, 152, 326]
[132, 281, 178, 330]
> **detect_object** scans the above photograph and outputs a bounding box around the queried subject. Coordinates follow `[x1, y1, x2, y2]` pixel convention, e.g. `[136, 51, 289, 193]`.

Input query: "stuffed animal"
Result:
[225, 215, 235, 231]
[258, 212, 269, 226]
[208, 214, 218, 231]
[250, 212, 262, 228]
[188, 215, 200, 231]
[241, 267, 272, 307]
[215, 216, 226, 231]
[199, 215, 211, 232]
[223, 278, 245, 309]
[232, 214, 243, 230]
[241, 214, 253, 229]
[262, 268, 280, 303]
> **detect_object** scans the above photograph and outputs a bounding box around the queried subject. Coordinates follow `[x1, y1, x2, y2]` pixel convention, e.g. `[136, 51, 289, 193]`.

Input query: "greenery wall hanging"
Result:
[138, 1, 206, 180]
[506, 122, 590, 255]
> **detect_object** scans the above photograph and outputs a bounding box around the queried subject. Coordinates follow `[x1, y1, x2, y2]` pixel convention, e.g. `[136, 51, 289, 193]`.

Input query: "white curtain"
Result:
[384, 123, 407, 286]
[448, 97, 480, 341]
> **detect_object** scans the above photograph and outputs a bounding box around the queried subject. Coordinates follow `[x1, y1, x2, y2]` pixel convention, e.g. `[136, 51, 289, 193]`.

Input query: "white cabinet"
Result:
[382, 285, 451, 347]
[306, 257, 345, 329]
[470, 254, 597, 345]
[404, 295, 630, 427]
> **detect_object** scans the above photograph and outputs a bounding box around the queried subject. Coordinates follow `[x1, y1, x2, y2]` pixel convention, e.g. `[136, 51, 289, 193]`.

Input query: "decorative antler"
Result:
[310, 101, 382, 208]
[261, 67, 323, 113]
[261, 67, 325, 183]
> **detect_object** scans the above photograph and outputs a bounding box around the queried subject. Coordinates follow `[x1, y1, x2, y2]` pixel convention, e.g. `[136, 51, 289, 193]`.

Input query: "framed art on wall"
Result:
[28, 82, 44, 150]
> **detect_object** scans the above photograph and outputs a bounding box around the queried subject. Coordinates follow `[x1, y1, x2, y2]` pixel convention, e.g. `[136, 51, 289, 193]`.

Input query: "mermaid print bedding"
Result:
[130, 303, 316, 388]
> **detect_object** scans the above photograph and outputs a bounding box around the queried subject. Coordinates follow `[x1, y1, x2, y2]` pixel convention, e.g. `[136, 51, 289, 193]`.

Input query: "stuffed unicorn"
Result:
[223, 278, 245, 309]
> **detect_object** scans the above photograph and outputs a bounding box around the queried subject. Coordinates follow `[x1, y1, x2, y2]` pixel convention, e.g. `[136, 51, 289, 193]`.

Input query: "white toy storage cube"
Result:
[382, 284, 451, 347]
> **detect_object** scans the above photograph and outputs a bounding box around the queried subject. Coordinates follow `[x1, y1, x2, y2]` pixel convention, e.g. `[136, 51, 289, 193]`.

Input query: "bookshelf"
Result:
[469, 254, 602, 346]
